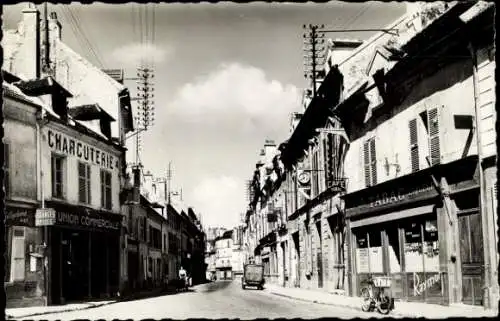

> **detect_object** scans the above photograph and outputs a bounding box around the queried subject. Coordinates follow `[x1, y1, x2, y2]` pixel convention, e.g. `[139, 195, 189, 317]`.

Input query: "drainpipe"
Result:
[36, 109, 49, 304]
[468, 42, 490, 309]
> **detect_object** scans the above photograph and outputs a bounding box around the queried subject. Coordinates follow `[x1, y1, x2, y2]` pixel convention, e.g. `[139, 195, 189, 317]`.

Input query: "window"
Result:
[100, 170, 112, 210]
[363, 137, 377, 187]
[419, 108, 441, 166]
[4, 143, 10, 197]
[427, 108, 440, 166]
[78, 162, 91, 204]
[355, 229, 383, 273]
[409, 118, 419, 172]
[10, 227, 25, 282]
[52, 154, 65, 198]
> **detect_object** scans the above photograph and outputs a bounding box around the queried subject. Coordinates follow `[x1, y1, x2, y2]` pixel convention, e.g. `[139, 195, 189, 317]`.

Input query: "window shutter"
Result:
[4, 143, 10, 196]
[363, 141, 371, 187]
[78, 163, 86, 203]
[427, 108, 440, 166]
[370, 138, 377, 186]
[86, 165, 91, 204]
[409, 118, 419, 172]
[11, 227, 25, 281]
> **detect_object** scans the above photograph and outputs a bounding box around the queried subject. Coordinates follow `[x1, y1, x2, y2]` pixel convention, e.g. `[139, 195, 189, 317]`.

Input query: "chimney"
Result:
[264, 139, 277, 161]
[49, 12, 62, 41]
[21, 4, 41, 79]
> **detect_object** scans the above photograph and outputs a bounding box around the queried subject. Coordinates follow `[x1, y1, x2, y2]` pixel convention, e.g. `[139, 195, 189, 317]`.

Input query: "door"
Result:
[458, 212, 484, 306]
[293, 232, 300, 287]
[316, 221, 323, 288]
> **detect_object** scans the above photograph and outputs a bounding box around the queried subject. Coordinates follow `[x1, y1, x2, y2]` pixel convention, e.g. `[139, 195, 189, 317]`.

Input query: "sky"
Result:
[3, 1, 406, 229]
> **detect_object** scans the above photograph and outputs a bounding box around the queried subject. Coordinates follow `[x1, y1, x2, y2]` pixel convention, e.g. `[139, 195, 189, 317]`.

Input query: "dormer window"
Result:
[15, 76, 72, 120]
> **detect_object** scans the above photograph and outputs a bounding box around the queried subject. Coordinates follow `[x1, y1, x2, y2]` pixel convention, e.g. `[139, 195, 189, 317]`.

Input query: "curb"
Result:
[268, 290, 410, 318]
[267, 290, 497, 319]
[6, 301, 116, 319]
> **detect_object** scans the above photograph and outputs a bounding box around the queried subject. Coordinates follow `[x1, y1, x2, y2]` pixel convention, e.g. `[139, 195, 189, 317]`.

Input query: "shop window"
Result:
[4, 143, 10, 197]
[100, 170, 112, 210]
[10, 227, 25, 282]
[52, 154, 65, 199]
[355, 230, 383, 273]
[386, 226, 402, 273]
[78, 162, 91, 204]
[404, 221, 424, 272]
[368, 231, 383, 273]
[363, 137, 377, 187]
[423, 219, 439, 272]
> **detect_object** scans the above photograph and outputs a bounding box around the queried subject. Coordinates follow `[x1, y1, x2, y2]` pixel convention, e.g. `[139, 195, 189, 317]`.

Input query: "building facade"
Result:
[242, 1, 496, 311]
[215, 231, 234, 280]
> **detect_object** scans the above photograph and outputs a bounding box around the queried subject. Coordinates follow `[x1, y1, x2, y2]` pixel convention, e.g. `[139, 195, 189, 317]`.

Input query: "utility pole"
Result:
[167, 161, 172, 204]
[132, 67, 155, 166]
[303, 24, 326, 99]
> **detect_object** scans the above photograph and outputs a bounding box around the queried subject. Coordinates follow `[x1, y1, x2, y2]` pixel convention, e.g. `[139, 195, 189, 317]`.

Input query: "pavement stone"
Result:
[264, 283, 499, 319]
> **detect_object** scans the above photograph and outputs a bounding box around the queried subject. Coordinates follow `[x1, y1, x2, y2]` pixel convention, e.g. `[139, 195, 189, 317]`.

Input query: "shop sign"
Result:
[346, 181, 438, 217]
[413, 272, 441, 296]
[35, 208, 56, 226]
[6, 208, 36, 227]
[46, 128, 117, 171]
[369, 183, 435, 208]
[328, 178, 347, 192]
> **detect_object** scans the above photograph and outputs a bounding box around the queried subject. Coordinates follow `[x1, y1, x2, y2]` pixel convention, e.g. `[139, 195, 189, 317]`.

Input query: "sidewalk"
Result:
[5, 285, 178, 319]
[264, 283, 499, 318]
[6, 300, 116, 319]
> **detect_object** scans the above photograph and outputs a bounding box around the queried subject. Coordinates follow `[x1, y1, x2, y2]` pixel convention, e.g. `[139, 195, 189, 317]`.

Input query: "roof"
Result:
[281, 66, 343, 168]
[15, 76, 73, 98]
[68, 103, 116, 122]
[3, 81, 59, 119]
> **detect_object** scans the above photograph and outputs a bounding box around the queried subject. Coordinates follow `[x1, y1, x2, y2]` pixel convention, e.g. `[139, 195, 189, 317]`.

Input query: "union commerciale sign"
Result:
[35, 207, 121, 232]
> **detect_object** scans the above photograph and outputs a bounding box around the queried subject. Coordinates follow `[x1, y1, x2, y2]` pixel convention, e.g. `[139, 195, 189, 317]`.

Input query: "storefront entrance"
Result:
[458, 211, 484, 306]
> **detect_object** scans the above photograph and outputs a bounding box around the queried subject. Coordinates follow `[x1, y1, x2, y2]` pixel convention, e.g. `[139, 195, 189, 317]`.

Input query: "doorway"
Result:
[60, 230, 89, 302]
[292, 232, 300, 287]
[315, 221, 324, 288]
[458, 211, 484, 306]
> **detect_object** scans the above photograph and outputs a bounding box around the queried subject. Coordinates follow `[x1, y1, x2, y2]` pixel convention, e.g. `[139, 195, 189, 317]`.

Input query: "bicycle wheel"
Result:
[376, 294, 391, 315]
[360, 287, 372, 312]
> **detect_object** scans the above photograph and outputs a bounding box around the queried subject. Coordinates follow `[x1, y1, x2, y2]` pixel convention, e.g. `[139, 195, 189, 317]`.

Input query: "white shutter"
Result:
[10, 227, 25, 282]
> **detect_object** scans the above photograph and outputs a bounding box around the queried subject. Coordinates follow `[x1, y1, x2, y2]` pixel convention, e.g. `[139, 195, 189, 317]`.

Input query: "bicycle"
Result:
[360, 275, 394, 315]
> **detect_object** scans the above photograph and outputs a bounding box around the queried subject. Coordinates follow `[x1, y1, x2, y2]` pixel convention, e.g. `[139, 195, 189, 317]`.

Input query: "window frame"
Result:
[78, 161, 92, 204]
[100, 169, 112, 210]
[51, 153, 66, 199]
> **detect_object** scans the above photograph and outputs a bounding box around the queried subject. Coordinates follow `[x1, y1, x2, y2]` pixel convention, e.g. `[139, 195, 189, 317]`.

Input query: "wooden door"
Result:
[458, 212, 484, 306]
[316, 221, 323, 288]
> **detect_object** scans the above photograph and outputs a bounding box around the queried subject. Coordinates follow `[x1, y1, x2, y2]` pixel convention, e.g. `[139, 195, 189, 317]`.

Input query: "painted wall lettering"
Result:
[369, 184, 435, 208]
[413, 272, 441, 296]
[47, 128, 115, 170]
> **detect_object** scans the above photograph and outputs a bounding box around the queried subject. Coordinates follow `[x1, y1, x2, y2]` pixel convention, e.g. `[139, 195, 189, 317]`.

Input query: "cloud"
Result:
[168, 63, 301, 128]
[112, 43, 171, 66]
[191, 176, 246, 229]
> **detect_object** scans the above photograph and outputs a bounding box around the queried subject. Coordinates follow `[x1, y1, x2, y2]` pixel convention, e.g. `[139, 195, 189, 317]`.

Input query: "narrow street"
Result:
[21, 281, 386, 320]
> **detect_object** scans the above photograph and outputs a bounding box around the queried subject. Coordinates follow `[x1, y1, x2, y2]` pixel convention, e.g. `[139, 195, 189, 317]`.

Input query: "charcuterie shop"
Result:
[37, 201, 122, 304]
[343, 156, 483, 306]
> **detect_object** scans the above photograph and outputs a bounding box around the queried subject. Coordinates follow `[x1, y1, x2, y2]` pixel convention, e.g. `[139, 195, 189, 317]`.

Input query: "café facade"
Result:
[38, 114, 124, 304]
[344, 155, 481, 306]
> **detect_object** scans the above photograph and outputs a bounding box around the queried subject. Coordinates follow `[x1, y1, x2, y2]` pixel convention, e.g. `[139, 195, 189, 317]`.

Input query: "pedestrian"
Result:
[179, 266, 187, 290]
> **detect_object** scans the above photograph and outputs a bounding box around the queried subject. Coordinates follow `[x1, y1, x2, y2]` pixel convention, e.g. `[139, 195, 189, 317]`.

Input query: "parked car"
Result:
[241, 263, 265, 290]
